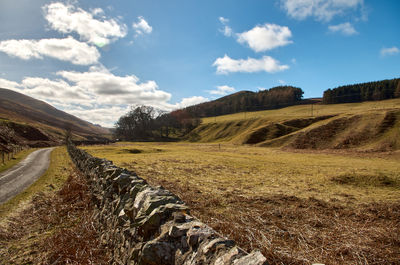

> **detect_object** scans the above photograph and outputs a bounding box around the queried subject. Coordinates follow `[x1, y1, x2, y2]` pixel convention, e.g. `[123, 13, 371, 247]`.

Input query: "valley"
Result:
[82, 141, 400, 264]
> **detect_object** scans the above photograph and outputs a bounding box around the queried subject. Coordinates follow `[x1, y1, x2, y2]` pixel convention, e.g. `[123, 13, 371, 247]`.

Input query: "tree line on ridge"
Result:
[114, 78, 400, 141]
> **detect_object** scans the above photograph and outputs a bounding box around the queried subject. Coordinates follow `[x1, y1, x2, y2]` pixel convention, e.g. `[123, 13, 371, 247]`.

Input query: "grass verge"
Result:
[0, 146, 110, 264]
[0, 148, 36, 173]
[0, 147, 70, 219]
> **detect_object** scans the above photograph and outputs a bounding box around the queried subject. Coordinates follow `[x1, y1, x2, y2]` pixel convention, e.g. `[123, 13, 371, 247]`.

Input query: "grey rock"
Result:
[233, 250, 267, 265]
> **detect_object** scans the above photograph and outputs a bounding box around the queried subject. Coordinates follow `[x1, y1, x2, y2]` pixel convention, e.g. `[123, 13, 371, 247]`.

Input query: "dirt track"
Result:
[0, 148, 53, 204]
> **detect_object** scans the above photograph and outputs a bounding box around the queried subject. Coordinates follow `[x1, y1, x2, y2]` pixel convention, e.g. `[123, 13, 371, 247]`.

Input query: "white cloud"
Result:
[21, 77, 92, 106]
[278, 80, 286, 85]
[213, 54, 289, 74]
[57, 69, 171, 106]
[67, 106, 130, 127]
[219, 17, 229, 24]
[328, 22, 358, 35]
[0, 78, 20, 90]
[222, 26, 233, 37]
[90, 8, 104, 16]
[43, 2, 127, 47]
[281, 0, 364, 22]
[0, 37, 100, 65]
[219, 17, 233, 37]
[380, 46, 399, 57]
[208, 85, 236, 96]
[174, 96, 208, 109]
[132, 16, 152, 35]
[0, 66, 207, 127]
[237, 23, 292, 52]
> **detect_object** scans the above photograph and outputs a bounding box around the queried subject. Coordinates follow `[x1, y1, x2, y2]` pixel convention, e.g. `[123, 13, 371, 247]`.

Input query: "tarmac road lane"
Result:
[0, 147, 54, 204]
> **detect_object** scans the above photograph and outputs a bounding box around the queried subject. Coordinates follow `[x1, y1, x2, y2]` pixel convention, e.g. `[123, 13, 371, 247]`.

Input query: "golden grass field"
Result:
[202, 98, 400, 124]
[84, 142, 400, 264]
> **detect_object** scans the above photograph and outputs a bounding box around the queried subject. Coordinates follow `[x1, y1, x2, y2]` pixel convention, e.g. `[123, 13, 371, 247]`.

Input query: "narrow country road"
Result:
[0, 147, 54, 204]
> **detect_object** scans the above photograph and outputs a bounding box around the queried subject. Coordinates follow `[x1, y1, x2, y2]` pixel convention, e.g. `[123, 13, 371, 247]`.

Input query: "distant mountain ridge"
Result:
[0, 88, 110, 146]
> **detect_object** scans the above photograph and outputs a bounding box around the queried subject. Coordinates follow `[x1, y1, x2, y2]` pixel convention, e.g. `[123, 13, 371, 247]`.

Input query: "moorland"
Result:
[83, 97, 400, 264]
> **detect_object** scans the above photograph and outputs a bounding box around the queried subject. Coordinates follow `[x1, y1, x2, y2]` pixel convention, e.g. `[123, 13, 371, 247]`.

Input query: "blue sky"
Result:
[0, 0, 399, 126]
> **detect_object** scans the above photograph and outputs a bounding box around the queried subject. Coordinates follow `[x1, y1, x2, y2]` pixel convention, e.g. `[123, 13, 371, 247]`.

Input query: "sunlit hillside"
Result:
[188, 98, 400, 151]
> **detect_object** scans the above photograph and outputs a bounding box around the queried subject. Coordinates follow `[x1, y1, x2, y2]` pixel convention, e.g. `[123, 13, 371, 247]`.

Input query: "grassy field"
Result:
[202, 98, 400, 124]
[188, 99, 400, 152]
[84, 142, 400, 264]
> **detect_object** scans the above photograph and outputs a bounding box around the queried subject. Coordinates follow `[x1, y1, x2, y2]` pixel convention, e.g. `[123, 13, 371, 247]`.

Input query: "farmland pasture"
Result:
[84, 142, 400, 264]
[201, 98, 400, 124]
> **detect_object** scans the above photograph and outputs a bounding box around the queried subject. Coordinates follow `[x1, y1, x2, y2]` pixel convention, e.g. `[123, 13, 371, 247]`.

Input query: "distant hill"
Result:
[174, 86, 306, 118]
[0, 88, 110, 148]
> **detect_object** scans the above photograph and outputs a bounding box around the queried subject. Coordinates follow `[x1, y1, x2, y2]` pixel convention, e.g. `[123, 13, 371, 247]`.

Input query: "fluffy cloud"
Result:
[213, 55, 289, 74]
[0, 78, 20, 90]
[66, 106, 130, 127]
[281, 0, 364, 22]
[237, 23, 292, 52]
[328, 22, 358, 35]
[0, 68, 207, 126]
[380, 47, 399, 57]
[208, 85, 236, 96]
[173, 96, 208, 109]
[57, 69, 171, 106]
[21, 77, 92, 106]
[0, 37, 100, 65]
[43, 2, 127, 46]
[132, 16, 153, 35]
[219, 17, 233, 37]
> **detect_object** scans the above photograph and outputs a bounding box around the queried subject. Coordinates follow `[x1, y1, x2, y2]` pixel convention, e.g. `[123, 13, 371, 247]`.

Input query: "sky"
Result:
[0, 0, 399, 127]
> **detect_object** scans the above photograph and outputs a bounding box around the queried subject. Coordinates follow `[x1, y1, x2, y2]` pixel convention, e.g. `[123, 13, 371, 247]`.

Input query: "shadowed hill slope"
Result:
[0, 88, 110, 148]
[0, 88, 108, 135]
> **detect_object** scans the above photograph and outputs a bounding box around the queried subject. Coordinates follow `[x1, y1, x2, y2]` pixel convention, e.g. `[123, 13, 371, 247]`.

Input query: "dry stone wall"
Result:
[67, 141, 267, 265]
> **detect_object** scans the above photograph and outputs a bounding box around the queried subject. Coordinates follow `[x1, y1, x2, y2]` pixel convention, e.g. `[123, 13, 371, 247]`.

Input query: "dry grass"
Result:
[0, 148, 36, 173]
[84, 142, 400, 265]
[202, 98, 400, 124]
[0, 147, 111, 264]
[0, 147, 70, 219]
[0, 169, 110, 264]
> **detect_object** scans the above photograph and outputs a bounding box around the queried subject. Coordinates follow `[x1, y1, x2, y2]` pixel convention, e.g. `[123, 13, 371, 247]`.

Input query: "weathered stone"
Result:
[113, 173, 133, 193]
[169, 224, 189, 238]
[136, 203, 189, 240]
[202, 238, 235, 255]
[233, 250, 267, 265]
[214, 246, 245, 265]
[135, 195, 184, 223]
[66, 141, 267, 264]
[138, 241, 174, 265]
[187, 223, 216, 249]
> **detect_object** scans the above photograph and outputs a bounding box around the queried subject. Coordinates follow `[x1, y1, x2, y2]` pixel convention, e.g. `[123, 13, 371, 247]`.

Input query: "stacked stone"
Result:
[67, 141, 267, 265]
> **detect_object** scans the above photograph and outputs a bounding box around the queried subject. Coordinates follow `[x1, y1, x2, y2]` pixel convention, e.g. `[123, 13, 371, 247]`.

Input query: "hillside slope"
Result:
[0, 88, 110, 148]
[0, 88, 108, 135]
[186, 98, 400, 151]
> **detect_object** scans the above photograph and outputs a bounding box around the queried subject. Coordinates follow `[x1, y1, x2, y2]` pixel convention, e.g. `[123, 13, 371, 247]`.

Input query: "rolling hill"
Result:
[0, 88, 110, 149]
[176, 86, 308, 118]
[186, 98, 400, 152]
